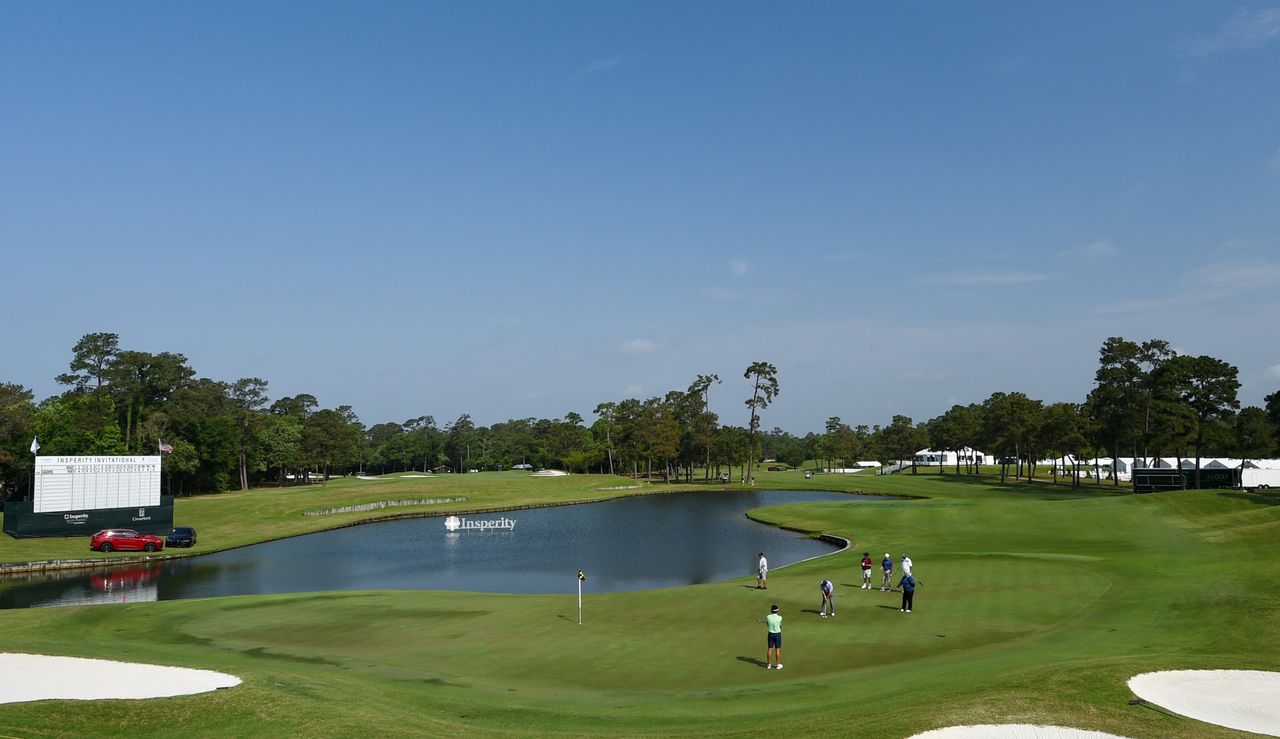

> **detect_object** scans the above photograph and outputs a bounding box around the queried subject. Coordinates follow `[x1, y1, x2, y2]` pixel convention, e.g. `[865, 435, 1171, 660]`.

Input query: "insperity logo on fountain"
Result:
[444, 515, 516, 532]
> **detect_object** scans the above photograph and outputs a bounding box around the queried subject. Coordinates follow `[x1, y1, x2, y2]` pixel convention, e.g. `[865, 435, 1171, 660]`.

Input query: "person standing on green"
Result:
[897, 573, 916, 613]
[764, 604, 783, 670]
[819, 579, 835, 617]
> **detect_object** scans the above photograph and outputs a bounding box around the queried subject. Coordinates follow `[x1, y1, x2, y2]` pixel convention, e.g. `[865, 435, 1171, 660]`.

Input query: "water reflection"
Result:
[1, 490, 883, 609]
[0, 564, 161, 608]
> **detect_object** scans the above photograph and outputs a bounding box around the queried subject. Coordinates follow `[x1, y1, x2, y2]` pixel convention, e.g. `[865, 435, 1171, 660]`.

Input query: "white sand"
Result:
[398, 474, 435, 478]
[908, 726, 1129, 739]
[354, 476, 388, 481]
[1128, 669, 1280, 737]
[530, 469, 568, 477]
[0, 653, 240, 704]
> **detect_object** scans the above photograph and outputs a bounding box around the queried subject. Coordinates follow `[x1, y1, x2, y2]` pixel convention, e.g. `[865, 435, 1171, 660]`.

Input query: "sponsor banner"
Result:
[3, 497, 174, 539]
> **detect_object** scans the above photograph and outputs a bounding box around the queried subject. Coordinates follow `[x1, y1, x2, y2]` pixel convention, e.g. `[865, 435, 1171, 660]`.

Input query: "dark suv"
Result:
[166, 526, 197, 548]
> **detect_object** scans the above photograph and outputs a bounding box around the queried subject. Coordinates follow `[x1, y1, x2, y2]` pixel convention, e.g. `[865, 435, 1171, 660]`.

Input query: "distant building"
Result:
[914, 447, 994, 466]
[1037, 456, 1280, 482]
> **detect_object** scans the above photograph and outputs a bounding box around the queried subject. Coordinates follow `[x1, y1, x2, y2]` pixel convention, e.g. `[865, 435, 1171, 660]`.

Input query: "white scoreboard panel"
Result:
[34, 456, 162, 513]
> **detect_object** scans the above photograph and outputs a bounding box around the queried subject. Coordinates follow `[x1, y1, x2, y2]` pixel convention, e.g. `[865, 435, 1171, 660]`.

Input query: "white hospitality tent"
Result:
[913, 447, 995, 467]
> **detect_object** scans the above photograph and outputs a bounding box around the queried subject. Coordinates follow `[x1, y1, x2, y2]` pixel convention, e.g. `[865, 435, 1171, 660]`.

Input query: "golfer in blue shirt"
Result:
[880, 553, 894, 591]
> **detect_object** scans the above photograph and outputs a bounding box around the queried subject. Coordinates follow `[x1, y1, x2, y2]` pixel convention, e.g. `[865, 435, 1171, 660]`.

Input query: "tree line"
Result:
[1, 333, 1278, 498]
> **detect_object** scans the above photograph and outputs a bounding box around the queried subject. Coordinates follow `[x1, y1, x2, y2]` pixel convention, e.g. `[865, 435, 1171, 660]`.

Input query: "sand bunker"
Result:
[398, 474, 435, 478]
[1128, 669, 1280, 736]
[908, 726, 1129, 739]
[0, 653, 240, 704]
[354, 476, 388, 481]
[530, 469, 568, 477]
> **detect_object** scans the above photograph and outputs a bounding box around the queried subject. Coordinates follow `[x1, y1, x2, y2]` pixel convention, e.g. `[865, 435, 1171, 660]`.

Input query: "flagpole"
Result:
[577, 570, 585, 625]
[29, 437, 39, 502]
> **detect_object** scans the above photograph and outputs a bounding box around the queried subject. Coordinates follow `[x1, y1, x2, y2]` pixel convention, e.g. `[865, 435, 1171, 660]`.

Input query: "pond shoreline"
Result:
[0, 487, 912, 578]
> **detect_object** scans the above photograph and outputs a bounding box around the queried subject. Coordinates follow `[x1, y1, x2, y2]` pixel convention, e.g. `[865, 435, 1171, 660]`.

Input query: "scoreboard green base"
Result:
[2, 497, 175, 539]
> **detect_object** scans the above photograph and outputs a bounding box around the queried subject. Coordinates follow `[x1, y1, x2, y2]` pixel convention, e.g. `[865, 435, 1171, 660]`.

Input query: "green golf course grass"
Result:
[1, 469, 1277, 737]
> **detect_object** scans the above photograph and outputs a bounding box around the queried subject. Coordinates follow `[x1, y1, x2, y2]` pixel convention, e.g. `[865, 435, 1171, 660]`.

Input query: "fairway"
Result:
[0, 471, 1277, 737]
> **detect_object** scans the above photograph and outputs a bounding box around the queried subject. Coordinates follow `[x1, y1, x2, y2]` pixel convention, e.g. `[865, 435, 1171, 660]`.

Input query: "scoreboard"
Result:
[34, 456, 162, 513]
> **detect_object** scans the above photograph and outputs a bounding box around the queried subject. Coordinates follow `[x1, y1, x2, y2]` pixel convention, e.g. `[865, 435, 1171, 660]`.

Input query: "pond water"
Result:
[0, 490, 884, 609]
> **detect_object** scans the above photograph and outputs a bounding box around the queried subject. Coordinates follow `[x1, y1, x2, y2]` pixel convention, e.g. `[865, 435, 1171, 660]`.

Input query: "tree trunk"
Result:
[1187, 425, 1198, 489]
[124, 400, 133, 453]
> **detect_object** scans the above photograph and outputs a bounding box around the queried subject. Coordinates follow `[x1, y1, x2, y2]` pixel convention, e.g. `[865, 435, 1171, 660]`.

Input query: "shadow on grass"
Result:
[736, 656, 767, 668]
[1218, 491, 1280, 506]
[876, 605, 900, 611]
[919, 470, 1121, 498]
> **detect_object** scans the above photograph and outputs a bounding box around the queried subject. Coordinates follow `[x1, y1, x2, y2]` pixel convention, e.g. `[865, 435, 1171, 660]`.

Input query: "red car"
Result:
[90, 529, 165, 554]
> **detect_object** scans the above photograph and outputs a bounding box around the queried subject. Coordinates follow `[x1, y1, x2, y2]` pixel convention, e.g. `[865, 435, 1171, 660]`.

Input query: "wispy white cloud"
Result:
[1201, 260, 1280, 293]
[701, 287, 742, 302]
[618, 338, 660, 355]
[1265, 364, 1280, 381]
[1210, 237, 1255, 259]
[1058, 239, 1118, 260]
[1090, 259, 1280, 314]
[729, 259, 749, 277]
[1185, 7, 1280, 56]
[1088, 295, 1188, 316]
[575, 55, 632, 77]
[623, 384, 644, 396]
[925, 270, 1048, 286]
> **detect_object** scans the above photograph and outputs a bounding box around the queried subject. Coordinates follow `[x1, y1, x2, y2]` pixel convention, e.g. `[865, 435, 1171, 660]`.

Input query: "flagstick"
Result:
[29, 437, 39, 503]
[578, 576, 583, 625]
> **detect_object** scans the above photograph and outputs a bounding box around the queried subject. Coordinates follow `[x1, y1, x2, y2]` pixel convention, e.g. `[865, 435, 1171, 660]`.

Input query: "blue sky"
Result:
[2, 2, 1278, 432]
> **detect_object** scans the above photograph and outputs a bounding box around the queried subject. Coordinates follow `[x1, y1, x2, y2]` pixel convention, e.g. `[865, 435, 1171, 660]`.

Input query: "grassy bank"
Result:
[1, 470, 1277, 736]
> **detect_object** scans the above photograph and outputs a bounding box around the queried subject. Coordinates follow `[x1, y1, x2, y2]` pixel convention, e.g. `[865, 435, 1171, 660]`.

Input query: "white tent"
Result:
[913, 447, 994, 466]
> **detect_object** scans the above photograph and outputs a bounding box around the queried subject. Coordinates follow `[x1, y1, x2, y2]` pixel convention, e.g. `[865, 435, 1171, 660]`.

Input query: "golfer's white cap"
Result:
[885, 552, 890, 558]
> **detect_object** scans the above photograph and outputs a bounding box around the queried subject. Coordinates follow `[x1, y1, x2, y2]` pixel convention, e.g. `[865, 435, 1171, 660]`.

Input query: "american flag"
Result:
[159, 440, 174, 454]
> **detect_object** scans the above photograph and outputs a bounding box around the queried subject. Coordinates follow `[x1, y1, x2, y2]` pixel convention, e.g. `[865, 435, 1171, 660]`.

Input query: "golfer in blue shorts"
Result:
[764, 604, 783, 670]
